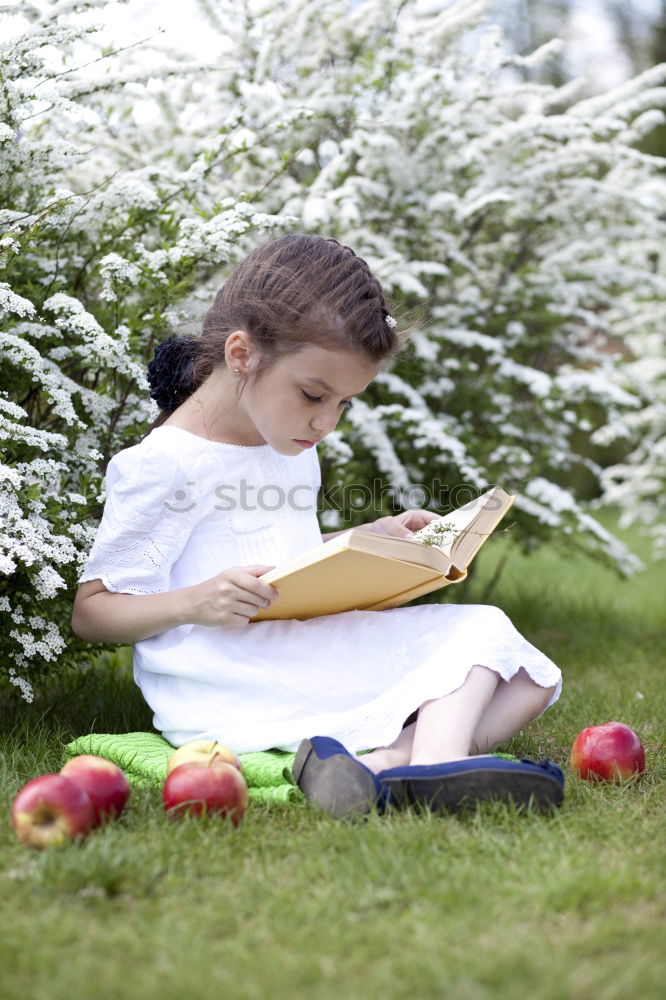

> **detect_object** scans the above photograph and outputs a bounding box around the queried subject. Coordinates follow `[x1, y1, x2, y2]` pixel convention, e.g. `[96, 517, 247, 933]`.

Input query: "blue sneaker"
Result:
[378, 756, 564, 813]
[293, 737, 391, 819]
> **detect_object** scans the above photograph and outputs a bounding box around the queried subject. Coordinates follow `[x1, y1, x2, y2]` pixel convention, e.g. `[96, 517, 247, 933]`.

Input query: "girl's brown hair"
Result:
[146, 233, 404, 428]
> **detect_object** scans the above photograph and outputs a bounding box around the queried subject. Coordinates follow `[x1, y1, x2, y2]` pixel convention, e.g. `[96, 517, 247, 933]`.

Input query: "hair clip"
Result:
[385, 314, 397, 329]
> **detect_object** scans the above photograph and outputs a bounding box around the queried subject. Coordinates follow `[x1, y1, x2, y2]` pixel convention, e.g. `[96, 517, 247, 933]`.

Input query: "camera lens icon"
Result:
[164, 481, 197, 513]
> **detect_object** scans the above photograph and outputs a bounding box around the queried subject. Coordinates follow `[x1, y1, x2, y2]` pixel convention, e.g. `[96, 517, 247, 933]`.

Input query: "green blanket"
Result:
[63, 732, 303, 806]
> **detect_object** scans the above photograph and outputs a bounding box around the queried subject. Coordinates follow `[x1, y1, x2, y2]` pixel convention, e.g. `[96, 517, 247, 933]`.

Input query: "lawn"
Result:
[1, 513, 665, 1000]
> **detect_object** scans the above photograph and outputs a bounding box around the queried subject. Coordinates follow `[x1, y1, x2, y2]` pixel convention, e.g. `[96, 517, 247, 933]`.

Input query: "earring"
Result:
[232, 368, 241, 376]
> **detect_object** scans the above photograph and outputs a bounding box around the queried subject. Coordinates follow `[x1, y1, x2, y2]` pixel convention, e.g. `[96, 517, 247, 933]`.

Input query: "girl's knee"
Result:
[529, 681, 559, 719]
[512, 669, 558, 714]
[536, 681, 558, 709]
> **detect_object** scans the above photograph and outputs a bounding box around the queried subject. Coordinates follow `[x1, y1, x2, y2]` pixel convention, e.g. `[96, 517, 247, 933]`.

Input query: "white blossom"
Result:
[0, 282, 35, 318]
[9, 668, 34, 703]
[34, 565, 67, 598]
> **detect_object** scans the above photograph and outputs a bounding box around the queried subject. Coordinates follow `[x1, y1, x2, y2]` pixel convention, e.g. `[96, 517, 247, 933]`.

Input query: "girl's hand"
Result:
[188, 565, 280, 628]
[360, 509, 441, 540]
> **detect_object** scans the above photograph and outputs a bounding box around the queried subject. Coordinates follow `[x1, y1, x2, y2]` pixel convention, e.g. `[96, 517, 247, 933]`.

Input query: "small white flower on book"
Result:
[413, 520, 459, 549]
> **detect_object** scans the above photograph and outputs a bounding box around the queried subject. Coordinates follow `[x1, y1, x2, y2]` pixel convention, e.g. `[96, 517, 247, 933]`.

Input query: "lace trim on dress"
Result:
[79, 532, 179, 594]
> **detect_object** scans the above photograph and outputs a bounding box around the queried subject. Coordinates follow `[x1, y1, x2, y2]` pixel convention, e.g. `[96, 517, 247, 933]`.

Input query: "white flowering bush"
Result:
[0, 0, 280, 699]
[158, 0, 665, 570]
[595, 332, 666, 554]
[2, 0, 665, 701]
[573, 76, 666, 552]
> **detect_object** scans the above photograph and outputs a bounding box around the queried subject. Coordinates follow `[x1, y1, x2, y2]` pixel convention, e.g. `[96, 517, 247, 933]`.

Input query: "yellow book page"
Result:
[250, 548, 446, 622]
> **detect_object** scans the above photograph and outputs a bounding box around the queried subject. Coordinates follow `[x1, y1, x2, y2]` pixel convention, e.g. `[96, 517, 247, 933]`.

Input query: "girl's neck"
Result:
[164, 369, 263, 446]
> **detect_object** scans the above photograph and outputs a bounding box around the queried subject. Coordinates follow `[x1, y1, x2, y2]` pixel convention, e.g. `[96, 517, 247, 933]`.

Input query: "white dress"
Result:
[80, 426, 562, 753]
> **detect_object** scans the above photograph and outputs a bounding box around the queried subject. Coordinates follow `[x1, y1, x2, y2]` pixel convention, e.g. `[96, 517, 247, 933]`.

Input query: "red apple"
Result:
[166, 739, 242, 776]
[163, 761, 248, 825]
[12, 773, 95, 849]
[571, 721, 646, 781]
[60, 755, 131, 826]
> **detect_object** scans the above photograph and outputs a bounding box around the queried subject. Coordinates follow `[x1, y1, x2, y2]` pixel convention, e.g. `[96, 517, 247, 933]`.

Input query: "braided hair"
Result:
[146, 233, 403, 420]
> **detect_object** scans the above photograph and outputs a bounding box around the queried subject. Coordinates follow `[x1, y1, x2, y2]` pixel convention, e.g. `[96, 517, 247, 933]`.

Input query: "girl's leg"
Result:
[409, 665, 499, 765]
[361, 723, 415, 774]
[362, 666, 558, 773]
[469, 668, 558, 755]
[362, 664, 498, 773]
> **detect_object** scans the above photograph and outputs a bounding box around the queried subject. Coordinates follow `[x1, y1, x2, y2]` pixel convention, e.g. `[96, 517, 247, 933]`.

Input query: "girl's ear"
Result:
[224, 329, 254, 373]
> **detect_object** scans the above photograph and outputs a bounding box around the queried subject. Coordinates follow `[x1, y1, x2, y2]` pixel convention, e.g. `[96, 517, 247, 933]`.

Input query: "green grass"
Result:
[1, 512, 665, 1000]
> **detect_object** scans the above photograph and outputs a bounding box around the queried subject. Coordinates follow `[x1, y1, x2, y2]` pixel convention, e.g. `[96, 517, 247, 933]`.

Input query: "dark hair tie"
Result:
[146, 337, 196, 412]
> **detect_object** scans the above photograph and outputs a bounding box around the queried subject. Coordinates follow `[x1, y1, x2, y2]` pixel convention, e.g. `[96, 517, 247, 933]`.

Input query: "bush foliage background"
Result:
[1, 0, 665, 700]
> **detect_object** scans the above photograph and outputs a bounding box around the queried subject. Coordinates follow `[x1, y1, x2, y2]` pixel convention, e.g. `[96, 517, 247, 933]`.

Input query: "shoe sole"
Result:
[293, 739, 380, 819]
[383, 766, 563, 813]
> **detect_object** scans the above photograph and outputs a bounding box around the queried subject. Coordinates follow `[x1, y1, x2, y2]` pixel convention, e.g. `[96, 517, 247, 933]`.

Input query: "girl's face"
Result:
[240, 344, 381, 455]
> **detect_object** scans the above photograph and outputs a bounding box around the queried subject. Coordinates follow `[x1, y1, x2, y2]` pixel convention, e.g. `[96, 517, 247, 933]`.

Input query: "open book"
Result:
[250, 485, 514, 622]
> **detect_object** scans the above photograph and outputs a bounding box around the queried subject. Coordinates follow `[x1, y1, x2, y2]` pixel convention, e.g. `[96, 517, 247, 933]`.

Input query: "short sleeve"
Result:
[79, 436, 203, 595]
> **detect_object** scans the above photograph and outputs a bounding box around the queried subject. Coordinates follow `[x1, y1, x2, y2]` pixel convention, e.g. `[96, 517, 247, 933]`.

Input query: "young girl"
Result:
[72, 233, 564, 818]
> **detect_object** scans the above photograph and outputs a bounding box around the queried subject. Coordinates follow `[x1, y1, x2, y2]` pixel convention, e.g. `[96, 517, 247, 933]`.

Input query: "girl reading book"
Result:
[72, 234, 564, 818]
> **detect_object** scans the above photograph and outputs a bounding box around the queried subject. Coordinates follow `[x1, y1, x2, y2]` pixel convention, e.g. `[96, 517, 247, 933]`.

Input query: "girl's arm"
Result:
[71, 565, 280, 644]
